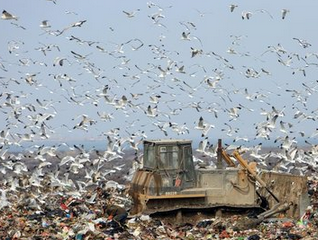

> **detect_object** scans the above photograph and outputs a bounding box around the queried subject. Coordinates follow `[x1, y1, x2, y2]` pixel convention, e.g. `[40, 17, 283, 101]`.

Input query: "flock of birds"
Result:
[0, 1, 318, 210]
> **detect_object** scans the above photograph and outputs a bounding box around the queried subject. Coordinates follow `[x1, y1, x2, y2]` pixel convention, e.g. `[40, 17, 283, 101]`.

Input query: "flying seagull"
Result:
[57, 20, 87, 35]
[241, 11, 252, 20]
[123, 9, 140, 18]
[281, 9, 290, 19]
[229, 4, 238, 12]
[195, 116, 214, 137]
[292, 37, 312, 48]
[40, 20, 51, 28]
[1, 10, 18, 20]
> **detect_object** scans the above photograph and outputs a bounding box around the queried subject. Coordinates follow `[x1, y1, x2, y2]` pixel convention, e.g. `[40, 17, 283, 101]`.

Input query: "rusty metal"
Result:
[258, 202, 293, 219]
[221, 149, 236, 167]
[140, 193, 206, 200]
[216, 139, 223, 169]
[233, 150, 280, 203]
[259, 171, 309, 219]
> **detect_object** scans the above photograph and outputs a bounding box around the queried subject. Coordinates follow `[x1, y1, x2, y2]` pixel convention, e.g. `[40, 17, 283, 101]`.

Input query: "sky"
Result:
[1, 0, 318, 152]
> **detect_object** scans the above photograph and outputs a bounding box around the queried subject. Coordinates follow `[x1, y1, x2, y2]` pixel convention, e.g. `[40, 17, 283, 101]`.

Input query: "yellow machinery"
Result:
[129, 139, 309, 219]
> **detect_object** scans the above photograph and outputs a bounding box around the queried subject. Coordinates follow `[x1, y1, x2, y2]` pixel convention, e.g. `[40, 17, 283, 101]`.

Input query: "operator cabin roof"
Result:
[144, 139, 192, 145]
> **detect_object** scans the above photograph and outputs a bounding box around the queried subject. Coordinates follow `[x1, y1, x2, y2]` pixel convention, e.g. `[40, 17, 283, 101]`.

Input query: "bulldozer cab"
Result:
[143, 139, 196, 189]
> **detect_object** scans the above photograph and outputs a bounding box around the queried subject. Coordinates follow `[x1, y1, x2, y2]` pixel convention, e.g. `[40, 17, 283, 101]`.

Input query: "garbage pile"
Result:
[1, 175, 318, 239]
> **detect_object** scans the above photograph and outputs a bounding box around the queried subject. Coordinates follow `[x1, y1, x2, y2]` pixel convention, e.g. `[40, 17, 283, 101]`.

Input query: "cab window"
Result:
[143, 144, 155, 169]
[159, 146, 179, 169]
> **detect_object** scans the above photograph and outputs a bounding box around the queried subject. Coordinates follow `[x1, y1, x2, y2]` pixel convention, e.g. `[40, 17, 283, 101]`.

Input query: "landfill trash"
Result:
[1, 175, 318, 239]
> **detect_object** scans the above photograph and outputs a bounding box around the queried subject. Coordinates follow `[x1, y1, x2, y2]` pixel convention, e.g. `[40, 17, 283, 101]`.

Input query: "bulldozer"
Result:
[129, 139, 310, 221]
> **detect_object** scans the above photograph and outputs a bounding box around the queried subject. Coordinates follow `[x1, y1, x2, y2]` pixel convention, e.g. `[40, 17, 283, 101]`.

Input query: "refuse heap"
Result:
[1, 175, 318, 240]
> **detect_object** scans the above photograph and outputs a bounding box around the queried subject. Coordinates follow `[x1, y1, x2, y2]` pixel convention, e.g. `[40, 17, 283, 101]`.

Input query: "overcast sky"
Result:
[1, 0, 318, 150]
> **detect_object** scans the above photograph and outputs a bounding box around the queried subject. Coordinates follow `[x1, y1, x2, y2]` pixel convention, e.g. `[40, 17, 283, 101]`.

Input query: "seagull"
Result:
[272, 105, 285, 117]
[181, 31, 191, 40]
[69, 161, 84, 174]
[59, 155, 75, 166]
[169, 122, 189, 135]
[281, 9, 290, 19]
[277, 56, 293, 67]
[292, 37, 312, 48]
[57, 20, 87, 35]
[47, 0, 57, 4]
[279, 120, 290, 134]
[195, 116, 214, 137]
[146, 105, 158, 117]
[292, 66, 307, 77]
[1, 10, 18, 20]
[123, 9, 140, 18]
[40, 122, 50, 139]
[73, 114, 96, 130]
[149, 94, 161, 104]
[97, 111, 114, 121]
[241, 11, 252, 20]
[249, 143, 263, 160]
[179, 21, 196, 31]
[196, 137, 208, 153]
[267, 114, 279, 129]
[262, 43, 288, 57]
[205, 77, 219, 88]
[281, 136, 297, 150]
[175, 64, 186, 74]
[40, 20, 51, 28]
[0, 189, 11, 209]
[227, 106, 241, 121]
[229, 4, 238, 12]
[53, 57, 70, 67]
[149, 8, 165, 21]
[221, 122, 238, 136]
[12, 162, 28, 175]
[190, 47, 203, 57]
